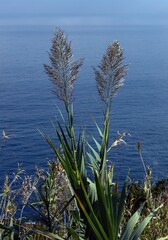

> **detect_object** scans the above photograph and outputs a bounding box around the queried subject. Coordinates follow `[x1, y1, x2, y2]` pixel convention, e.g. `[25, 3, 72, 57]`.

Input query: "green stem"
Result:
[99, 105, 110, 184]
[65, 102, 76, 159]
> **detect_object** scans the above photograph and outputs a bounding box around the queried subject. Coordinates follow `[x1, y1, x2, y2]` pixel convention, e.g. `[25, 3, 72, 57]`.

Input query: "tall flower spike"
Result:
[44, 29, 83, 104]
[93, 41, 127, 103]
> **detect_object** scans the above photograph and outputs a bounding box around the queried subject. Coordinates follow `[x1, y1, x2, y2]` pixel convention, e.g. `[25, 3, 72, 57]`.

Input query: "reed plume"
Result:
[44, 29, 83, 104]
[93, 41, 127, 104]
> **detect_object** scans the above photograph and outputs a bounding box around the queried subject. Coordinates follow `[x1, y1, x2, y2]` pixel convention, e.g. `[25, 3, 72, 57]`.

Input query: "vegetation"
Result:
[0, 28, 167, 239]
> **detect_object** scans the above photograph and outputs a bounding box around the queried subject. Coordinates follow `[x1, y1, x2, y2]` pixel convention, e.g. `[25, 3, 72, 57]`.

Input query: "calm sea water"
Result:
[0, 25, 168, 184]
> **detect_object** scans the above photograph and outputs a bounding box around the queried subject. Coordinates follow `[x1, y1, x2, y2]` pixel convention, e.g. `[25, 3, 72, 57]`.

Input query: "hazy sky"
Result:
[1, 0, 168, 26]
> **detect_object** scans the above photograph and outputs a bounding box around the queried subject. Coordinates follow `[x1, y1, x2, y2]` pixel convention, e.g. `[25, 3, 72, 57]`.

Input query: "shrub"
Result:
[41, 28, 165, 239]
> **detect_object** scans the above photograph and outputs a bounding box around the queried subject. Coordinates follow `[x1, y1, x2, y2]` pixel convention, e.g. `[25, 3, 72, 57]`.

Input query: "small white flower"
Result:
[2, 130, 15, 140]
[2, 130, 10, 139]
[107, 131, 131, 152]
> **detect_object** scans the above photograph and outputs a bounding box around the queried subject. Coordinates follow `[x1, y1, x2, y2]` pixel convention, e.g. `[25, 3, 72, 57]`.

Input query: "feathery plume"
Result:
[44, 28, 83, 104]
[93, 41, 127, 103]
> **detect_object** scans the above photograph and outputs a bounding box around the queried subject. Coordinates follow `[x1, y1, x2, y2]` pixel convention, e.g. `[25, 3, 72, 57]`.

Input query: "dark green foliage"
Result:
[152, 178, 168, 197]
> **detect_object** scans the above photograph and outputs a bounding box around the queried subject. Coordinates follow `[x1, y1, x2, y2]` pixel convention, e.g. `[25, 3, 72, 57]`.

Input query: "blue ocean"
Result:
[0, 25, 168, 184]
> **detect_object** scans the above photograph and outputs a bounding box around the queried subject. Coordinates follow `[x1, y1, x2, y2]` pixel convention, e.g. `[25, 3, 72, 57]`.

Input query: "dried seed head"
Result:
[21, 176, 32, 205]
[44, 28, 83, 104]
[94, 41, 127, 103]
[3, 175, 9, 193]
